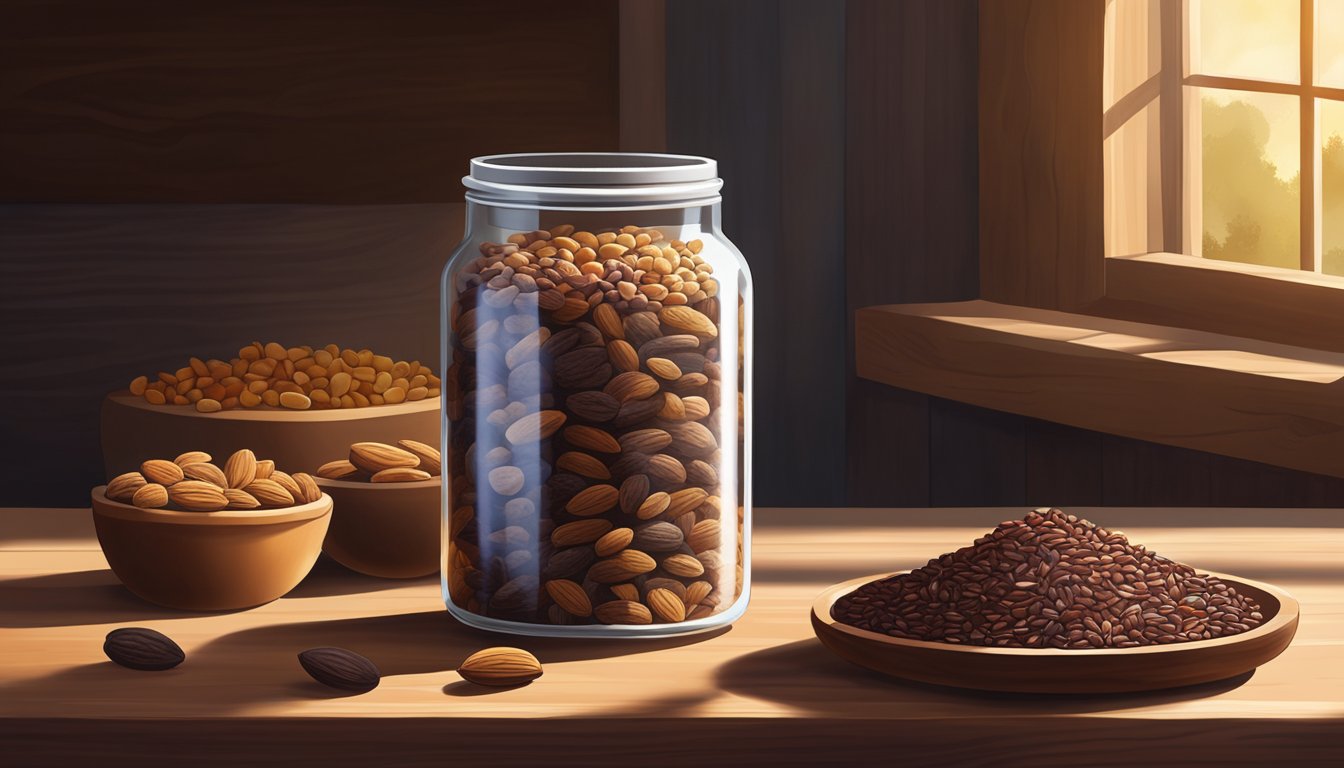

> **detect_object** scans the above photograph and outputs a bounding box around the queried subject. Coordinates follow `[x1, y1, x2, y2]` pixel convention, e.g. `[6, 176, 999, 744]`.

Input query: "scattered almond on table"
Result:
[315, 439, 442, 483]
[105, 449, 323, 512]
[125, 343, 440, 412]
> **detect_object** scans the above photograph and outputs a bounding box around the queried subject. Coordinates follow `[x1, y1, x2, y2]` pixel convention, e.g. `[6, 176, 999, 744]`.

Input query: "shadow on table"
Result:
[715, 638, 1255, 716]
[0, 557, 419, 628]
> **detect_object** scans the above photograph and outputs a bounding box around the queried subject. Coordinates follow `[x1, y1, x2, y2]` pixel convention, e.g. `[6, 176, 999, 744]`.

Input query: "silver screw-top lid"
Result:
[464, 152, 723, 208]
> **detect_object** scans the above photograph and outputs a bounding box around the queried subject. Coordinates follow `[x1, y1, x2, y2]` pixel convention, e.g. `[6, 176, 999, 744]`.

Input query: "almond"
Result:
[619, 473, 650, 515]
[643, 577, 687, 600]
[587, 550, 657, 583]
[592, 302, 624, 339]
[565, 484, 620, 516]
[505, 328, 550, 370]
[606, 338, 639, 372]
[646, 587, 687, 623]
[658, 392, 687, 420]
[565, 391, 620, 422]
[687, 459, 718, 486]
[614, 396, 664, 427]
[396, 439, 441, 475]
[689, 519, 722, 553]
[265, 470, 299, 499]
[298, 647, 380, 693]
[224, 488, 261, 510]
[504, 410, 567, 445]
[104, 628, 184, 671]
[637, 334, 700, 361]
[551, 518, 613, 547]
[646, 454, 687, 485]
[684, 580, 713, 608]
[556, 451, 610, 480]
[244, 478, 294, 508]
[106, 472, 147, 502]
[553, 295, 590, 322]
[622, 311, 663, 348]
[316, 459, 360, 480]
[254, 459, 275, 480]
[610, 583, 640, 602]
[292, 472, 321, 504]
[636, 491, 671, 520]
[604, 371, 660, 402]
[663, 553, 706, 578]
[554, 348, 612, 389]
[564, 425, 621, 453]
[181, 462, 228, 488]
[131, 483, 169, 509]
[223, 449, 258, 489]
[666, 421, 718, 456]
[645, 357, 682, 380]
[172, 451, 212, 468]
[619, 428, 672, 454]
[594, 600, 652, 625]
[659, 305, 717, 337]
[632, 521, 684, 552]
[349, 442, 420, 473]
[682, 395, 711, 420]
[457, 647, 543, 687]
[666, 486, 709, 517]
[594, 527, 634, 557]
[140, 459, 183, 487]
[371, 467, 432, 483]
[487, 465, 525, 495]
[544, 580, 592, 617]
[168, 480, 229, 512]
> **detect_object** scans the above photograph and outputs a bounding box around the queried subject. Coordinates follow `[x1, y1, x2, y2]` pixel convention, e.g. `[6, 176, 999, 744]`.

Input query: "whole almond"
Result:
[488, 465, 525, 495]
[594, 600, 652, 625]
[643, 577, 687, 600]
[316, 459, 360, 480]
[565, 391, 620, 422]
[619, 428, 672, 454]
[614, 396, 664, 427]
[636, 491, 671, 520]
[504, 410, 567, 445]
[686, 459, 718, 486]
[556, 452, 610, 480]
[606, 339, 638, 374]
[619, 474, 651, 515]
[638, 334, 700, 361]
[604, 371, 660, 403]
[298, 647, 380, 693]
[666, 487, 709, 517]
[181, 462, 228, 488]
[140, 459, 184, 487]
[592, 302, 624, 339]
[632, 521, 684, 552]
[622, 311, 663, 348]
[269, 471, 304, 499]
[689, 519, 722, 553]
[458, 647, 543, 687]
[168, 480, 228, 512]
[104, 627, 184, 671]
[254, 459, 275, 480]
[371, 467, 433, 483]
[684, 580, 713, 608]
[244, 478, 294, 508]
[594, 527, 634, 557]
[131, 483, 169, 509]
[544, 580, 592, 617]
[172, 451, 212, 468]
[658, 392, 687, 421]
[663, 553, 706, 578]
[224, 488, 261, 510]
[565, 484, 620, 516]
[646, 454, 687, 485]
[647, 588, 687, 623]
[106, 472, 147, 502]
[645, 357, 682, 380]
[223, 449, 258, 489]
[666, 421, 718, 456]
[683, 396, 711, 420]
[292, 472, 321, 503]
[659, 305, 718, 337]
[564, 425, 621, 454]
[551, 518, 613, 547]
[397, 439, 441, 475]
[587, 550, 657, 583]
[349, 442, 419, 473]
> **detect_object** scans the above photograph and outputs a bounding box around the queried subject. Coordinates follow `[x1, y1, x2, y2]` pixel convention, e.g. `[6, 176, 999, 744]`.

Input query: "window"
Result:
[1105, 0, 1344, 276]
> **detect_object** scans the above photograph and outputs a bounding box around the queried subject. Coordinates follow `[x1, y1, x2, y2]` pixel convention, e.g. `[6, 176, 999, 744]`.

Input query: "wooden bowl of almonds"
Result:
[92, 449, 332, 611]
[312, 439, 442, 579]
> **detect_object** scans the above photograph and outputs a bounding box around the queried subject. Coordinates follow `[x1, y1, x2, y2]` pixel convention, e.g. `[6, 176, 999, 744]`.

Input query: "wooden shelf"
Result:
[2, 506, 1342, 765]
[856, 300, 1344, 478]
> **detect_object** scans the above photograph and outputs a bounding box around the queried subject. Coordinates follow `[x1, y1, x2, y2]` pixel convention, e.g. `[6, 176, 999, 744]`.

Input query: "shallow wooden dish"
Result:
[315, 476, 441, 579]
[91, 486, 332, 611]
[100, 391, 439, 481]
[812, 571, 1299, 693]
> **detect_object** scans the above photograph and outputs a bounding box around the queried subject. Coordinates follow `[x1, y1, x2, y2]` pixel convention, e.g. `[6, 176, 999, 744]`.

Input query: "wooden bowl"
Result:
[811, 571, 1299, 693]
[100, 392, 438, 483]
[315, 476, 441, 579]
[91, 486, 332, 611]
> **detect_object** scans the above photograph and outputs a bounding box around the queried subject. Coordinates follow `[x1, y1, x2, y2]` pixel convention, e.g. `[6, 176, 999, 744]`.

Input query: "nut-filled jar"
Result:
[440, 153, 751, 637]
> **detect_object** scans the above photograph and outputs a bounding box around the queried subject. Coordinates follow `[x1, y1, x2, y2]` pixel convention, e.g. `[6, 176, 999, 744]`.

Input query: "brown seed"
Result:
[167, 480, 229, 512]
[551, 518, 613, 547]
[254, 460, 275, 480]
[594, 527, 635, 557]
[619, 474, 651, 515]
[566, 391, 621, 422]
[244, 478, 294, 508]
[606, 339, 639, 372]
[564, 425, 622, 453]
[131, 483, 170, 509]
[316, 459, 361, 480]
[592, 302, 624, 339]
[106, 472, 147, 502]
[224, 488, 261, 510]
[556, 451, 611, 480]
[619, 428, 673, 454]
[299, 647, 381, 693]
[662, 553, 705, 578]
[269, 471, 304, 500]
[604, 371, 660, 403]
[397, 439, 442, 475]
[588, 550, 657, 583]
[666, 487, 709, 517]
[173, 451, 212, 468]
[684, 581, 713, 608]
[349, 442, 420, 473]
[632, 521, 684, 552]
[223, 449, 258, 489]
[646, 357, 682, 380]
[181, 462, 228, 488]
[636, 491, 671, 520]
[545, 580, 593, 617]
[660, 305, 718, 337]
[565, 484, 620, 516]
[291, 472, 322, 504]
[371, 467, 433, 483]
[505, 410, 567, 445]
[595, 600, 653, 625]
[610, 583, 640, 602]
[646, 588, 687, 623]
[688, 519, 722, 553]
[646, 454, 686, 485]
[140, 459, 184, 487]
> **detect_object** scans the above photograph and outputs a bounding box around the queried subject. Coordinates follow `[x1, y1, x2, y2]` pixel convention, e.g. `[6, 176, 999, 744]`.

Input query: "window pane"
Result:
[1319, 0, 1344, 88]
[1323, 100, 1344, 276]
[1195, 88, 1300, 270]
[1192, 0, 1299, 84]
[1105, 0, 1161, 110]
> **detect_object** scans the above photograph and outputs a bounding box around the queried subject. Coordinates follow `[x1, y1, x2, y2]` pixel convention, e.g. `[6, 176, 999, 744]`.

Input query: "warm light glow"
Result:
[1193, 0, 1300, 84]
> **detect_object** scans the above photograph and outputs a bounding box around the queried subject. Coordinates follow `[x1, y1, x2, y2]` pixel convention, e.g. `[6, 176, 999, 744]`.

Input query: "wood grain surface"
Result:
[1, 506, 1341, 766]
[0, 0, 621, 203]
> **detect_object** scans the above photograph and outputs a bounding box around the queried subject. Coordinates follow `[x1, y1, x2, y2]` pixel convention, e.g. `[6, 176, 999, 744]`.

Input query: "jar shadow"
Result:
[714, 638, 1256, 716]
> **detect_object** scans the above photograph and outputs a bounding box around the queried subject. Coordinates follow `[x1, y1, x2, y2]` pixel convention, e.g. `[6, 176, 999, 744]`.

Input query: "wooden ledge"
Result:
[855, 301, 1344, 478]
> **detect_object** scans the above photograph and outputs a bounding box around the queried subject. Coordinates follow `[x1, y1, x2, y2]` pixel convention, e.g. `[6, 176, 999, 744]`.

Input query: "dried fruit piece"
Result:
[458, 647, 543, 687]
[104, 627, 184, 671]
[298, 647, 380, 693]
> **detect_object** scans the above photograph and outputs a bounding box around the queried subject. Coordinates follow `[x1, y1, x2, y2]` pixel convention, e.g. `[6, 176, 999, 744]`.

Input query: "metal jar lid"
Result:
[463, 152, 723, 208]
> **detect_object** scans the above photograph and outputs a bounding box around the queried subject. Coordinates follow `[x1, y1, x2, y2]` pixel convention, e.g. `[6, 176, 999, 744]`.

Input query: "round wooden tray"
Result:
[811, 570, 1299, 693]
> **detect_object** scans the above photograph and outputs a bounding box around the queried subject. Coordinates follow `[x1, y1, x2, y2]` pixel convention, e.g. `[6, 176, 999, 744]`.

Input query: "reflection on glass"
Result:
[1104, 0, 1161, 110]
[1196, 88, 1300, 270]
[1193, 0, 1299, 84]
[1323, 100, 1344, 276]
[1319, 0, 1344, 88]
[1105, 101, 1163, 257]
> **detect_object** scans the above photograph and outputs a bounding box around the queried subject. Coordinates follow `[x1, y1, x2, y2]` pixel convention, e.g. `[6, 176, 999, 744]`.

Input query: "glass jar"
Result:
[440, 153, 751, 637]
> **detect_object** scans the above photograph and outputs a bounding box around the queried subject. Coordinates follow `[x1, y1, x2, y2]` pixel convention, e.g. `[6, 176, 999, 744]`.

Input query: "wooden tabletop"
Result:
[3, 506, 1342, 766]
